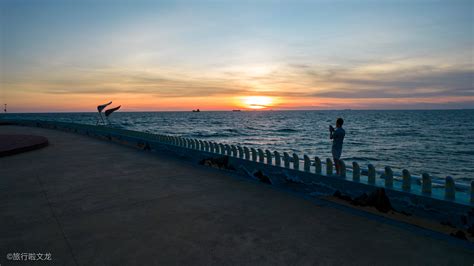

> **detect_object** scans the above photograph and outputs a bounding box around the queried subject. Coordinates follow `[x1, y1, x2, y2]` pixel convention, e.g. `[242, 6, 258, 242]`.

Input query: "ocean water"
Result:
[3, 110, 473, 183]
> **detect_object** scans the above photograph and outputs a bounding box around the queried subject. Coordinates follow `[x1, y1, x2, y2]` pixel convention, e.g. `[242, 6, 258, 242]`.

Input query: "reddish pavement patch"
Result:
[0, 135, 49, 157]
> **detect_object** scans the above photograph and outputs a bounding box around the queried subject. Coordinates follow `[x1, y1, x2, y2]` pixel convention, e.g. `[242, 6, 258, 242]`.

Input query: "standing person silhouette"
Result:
[329, 118, 345, 175]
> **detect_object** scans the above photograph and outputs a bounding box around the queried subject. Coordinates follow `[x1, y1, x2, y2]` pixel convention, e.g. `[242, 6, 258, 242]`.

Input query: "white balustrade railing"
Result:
[12, 118, 472, 204]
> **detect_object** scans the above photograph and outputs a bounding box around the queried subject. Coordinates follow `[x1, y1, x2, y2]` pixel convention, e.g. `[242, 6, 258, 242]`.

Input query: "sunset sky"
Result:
[1, 0, 473, 112]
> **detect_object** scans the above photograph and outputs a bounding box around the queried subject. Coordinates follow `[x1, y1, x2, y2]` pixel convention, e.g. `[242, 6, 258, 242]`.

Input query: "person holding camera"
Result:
[329, 118, 345, 175]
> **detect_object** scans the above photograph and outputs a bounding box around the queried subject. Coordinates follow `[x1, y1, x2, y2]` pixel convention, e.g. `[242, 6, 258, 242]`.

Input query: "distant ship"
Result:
[232, 109, 241, 112]
[192, 109, 200, 112]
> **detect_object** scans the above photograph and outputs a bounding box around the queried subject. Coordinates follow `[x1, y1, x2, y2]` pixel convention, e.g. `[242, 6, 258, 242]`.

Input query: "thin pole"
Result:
[96, 111, 105, 125]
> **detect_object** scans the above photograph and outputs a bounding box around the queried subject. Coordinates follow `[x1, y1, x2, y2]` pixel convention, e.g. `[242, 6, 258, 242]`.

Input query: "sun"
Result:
[241, 96, 274, 109]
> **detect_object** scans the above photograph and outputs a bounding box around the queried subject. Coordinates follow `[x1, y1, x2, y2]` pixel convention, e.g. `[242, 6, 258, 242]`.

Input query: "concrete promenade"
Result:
[1, 125, 473, 265]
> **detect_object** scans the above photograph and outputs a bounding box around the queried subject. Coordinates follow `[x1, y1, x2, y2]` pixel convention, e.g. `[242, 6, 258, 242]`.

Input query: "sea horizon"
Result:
[3, 108, 474, 114]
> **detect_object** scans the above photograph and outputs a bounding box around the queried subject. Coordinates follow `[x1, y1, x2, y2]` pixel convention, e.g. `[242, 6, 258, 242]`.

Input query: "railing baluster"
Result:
[265, 150, 272, 165]
[352, 162, 360, 181]
[314, 157, 322, 174]
[303, 155, 311, 172]
[326, 158, 333, 175]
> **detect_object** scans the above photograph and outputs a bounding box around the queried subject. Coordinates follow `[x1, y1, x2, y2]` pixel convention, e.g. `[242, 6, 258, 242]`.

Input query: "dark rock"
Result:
[467, 225, 474, 238]
[199, 156, 235, 170]
[333, 190, 352, 201]
[450, 230, 468, 240]
[440, 221, 455, 228]
[143, 142, 151, 151]
[352, 193, 369, 206]
[254, 170, 271, 184]
[400, 211, 412, 216]
[351, 189, 393, 213]
[366, 188, 393, 213]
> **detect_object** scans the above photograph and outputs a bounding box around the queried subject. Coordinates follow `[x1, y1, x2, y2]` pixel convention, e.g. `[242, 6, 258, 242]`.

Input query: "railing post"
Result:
[326, 158, 333, 175]
[283, 152, 290, 168]
[292, 153, 299, 170]
[182, 138, 187, 147]
[219, 143, 225, 154]
[352, 162, 360, 181]
[314, 157, 321, 174]
[339, 160, 346, 177]
[231, 145, 238, 157]
[368, 164, 375, 184]
[303, 155, 311, 172]
[189, 139, 193, 149]
[244, 147, 250, 160]
[222, 144, 227, 155]
[251, 148, 257, 161]
[237, 146, 244, 158]
[194, 139, 199, 149]
[265, 150, 272, 165]
[384, 166, 393, 188]
[445, 176, 455, 200]
[211, 142, 216, 153]
[225, 144, 232, 156]
[402, 169, 411, 191]
[186, 139, 191, 148]
[199, 140, 204, 150]
[201, 140, 205, 151]
[258, 149, 265, 163]
[274, 151, 281, 166]
[422, 173, 431, 194]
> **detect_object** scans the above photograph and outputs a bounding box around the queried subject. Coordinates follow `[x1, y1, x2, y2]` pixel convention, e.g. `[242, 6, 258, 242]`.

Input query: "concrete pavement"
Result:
[1, 125, 473, 265]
